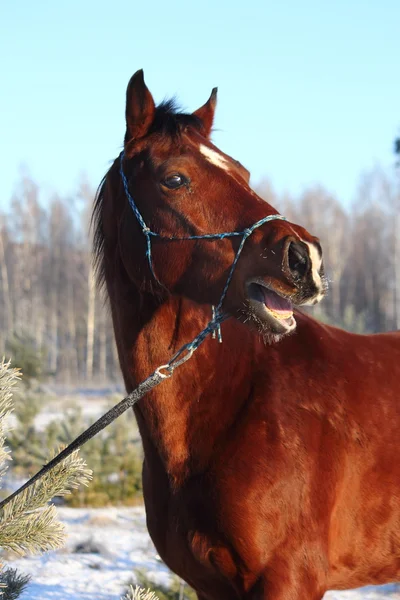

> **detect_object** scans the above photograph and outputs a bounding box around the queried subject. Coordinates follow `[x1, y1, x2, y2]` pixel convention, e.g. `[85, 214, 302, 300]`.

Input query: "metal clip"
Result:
[154, 364, 174, 379]
[169, 345, 195, 369]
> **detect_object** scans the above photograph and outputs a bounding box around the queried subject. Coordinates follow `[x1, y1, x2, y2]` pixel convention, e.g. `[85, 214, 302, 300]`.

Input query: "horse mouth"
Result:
[245, 279, 296, 334]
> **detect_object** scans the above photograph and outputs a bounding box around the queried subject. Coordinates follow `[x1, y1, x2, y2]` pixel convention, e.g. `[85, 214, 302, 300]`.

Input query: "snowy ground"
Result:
[4, 388, 399, 599]
[5, 506, 399, 600]
[5, 506, 169, 600]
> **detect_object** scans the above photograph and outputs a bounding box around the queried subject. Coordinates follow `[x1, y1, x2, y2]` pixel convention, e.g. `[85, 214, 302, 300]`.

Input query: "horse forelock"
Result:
[147, 99, 203, 138]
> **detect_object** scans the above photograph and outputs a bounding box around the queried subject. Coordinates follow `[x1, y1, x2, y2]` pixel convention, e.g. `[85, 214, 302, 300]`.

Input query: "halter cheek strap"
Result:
[119, 151, 287, 342]
[0, 152, 287, 514]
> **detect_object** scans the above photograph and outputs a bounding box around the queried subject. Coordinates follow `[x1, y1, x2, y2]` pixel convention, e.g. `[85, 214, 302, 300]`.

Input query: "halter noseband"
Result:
[119, 151, 286, 346]
[0, 152, 288, 514]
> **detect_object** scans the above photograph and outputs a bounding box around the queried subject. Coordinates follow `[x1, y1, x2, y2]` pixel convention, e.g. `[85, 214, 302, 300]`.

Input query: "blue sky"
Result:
[1, 0, 399, 209]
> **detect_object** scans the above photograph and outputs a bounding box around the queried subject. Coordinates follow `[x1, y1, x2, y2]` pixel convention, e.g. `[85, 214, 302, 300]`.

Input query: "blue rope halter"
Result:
[119, 151, 286, 354]
[0, 154, 288, 512]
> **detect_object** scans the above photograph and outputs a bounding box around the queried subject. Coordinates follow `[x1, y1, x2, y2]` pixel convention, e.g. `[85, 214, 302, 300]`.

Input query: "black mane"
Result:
[147, 99, 203, 137]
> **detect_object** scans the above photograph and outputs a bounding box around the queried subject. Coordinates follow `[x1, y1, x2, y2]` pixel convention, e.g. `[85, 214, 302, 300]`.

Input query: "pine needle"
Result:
[123, 586, 160, 600]
[0, 567, 31, 600]
[0, 360, 20, 482]
[0, 360, 93, 557]
[0, 450, 92, 555]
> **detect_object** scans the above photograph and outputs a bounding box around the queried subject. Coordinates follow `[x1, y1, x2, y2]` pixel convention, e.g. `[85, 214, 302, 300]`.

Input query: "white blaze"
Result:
[199, 144, 230, 172]
[305, 242, 323, 286]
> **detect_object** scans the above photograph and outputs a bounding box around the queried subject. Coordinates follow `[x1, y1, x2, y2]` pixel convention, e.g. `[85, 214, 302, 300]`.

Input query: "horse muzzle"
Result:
[244, 238, 327, 336]
[285, 239, 327, 306]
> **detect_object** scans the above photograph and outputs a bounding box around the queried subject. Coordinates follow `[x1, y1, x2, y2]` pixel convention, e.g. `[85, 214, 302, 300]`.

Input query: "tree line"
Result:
[0, 159, 399, 383]
[0, 173, 118, 383]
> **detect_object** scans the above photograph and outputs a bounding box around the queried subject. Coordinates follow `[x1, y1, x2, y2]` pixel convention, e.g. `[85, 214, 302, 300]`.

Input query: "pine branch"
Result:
[123, 586, 160, 600]
[0, 360, 20, 481]
[0, 450, 92, 555]
[0, 504, 64, 556]
[2, 450, 92, 518]
[0, 567, 31, 600]
[0, 360, 92, 557]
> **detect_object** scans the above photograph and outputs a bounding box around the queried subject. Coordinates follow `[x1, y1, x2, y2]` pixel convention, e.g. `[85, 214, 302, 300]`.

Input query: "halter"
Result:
[0, 154, 288, 512]
[120, 151, 287, 350]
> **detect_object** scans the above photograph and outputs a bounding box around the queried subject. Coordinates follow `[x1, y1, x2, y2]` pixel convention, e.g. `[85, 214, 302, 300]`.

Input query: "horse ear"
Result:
[125, 69, 156, 142]
[193, 88, 217, 137]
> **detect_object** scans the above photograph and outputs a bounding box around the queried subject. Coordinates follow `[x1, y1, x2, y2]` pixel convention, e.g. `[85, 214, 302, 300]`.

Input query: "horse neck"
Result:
[108, 275, 254, 485]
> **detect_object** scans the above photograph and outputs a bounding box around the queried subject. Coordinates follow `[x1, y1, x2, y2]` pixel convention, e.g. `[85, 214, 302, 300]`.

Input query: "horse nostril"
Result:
[288, 241, 310, 280]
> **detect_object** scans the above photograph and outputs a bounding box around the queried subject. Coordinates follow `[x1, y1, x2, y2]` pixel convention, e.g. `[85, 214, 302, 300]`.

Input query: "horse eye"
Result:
[163, 174, 187, 189]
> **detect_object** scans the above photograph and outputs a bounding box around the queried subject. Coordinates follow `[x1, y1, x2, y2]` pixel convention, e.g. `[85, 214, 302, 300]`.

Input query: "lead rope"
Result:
[0, 153, 286, 512]
[0, 317, 224, 512]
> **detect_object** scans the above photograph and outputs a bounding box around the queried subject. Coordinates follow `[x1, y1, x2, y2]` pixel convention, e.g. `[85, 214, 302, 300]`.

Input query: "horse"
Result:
[93, 70, 400, 600]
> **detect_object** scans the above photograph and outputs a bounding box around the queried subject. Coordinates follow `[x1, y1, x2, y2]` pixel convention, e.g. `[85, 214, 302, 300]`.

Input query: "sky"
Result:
[1, 0, 399, 209]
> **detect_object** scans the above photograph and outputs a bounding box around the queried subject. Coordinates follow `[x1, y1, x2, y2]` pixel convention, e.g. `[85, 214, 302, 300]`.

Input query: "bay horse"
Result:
[93, 70, 400, 600]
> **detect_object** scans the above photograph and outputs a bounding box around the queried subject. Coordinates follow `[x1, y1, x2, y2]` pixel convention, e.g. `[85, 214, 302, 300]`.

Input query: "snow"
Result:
[5, 506, 170, 600]
[4, 387, 399, 599]
[326, 588, 400, 600]
[4, 506, 399, 600]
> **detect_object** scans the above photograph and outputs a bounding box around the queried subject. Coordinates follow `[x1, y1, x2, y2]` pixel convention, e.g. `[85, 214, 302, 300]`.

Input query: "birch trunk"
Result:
[0, 231, 12, 341]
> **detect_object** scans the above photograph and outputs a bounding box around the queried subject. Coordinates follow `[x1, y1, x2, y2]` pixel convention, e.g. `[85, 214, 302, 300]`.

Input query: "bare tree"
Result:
[1, 158, 398, 383]
[0, 219, 13, 344]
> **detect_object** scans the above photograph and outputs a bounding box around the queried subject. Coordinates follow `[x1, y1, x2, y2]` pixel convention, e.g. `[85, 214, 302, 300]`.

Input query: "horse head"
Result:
[95, 70, 327, 339]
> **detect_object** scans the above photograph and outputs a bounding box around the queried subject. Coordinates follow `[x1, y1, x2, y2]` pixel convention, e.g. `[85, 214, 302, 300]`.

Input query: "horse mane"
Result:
[91, 99, 203, 289]
[91, 170, 109, 289]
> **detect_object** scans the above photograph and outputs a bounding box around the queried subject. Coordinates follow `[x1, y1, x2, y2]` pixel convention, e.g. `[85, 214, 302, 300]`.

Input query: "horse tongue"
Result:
[262, 288, 293, 318]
